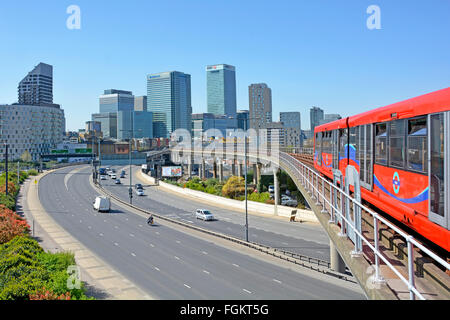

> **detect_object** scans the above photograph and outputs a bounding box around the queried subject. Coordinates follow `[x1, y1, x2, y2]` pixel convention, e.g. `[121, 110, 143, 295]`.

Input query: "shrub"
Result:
[29, 287, 71, 300]
[0, 205, 30, 244]
[27, 169, 38, 176]
[248, 192, 271, 203]
[222, 176, 245, 199]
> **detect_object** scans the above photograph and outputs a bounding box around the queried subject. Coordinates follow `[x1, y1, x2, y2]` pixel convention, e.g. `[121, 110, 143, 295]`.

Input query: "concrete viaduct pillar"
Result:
[252, 163, 258, 185]
[237, 161, 243, 177]
[232, 162, 236, 176]
[330, 240, 346, 274]
[274, 167, 279, 216]
[218, 161, 224, 182]
[213, 161, 217, 179]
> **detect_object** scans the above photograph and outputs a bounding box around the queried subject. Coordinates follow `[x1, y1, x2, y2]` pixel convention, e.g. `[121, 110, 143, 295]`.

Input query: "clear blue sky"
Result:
[0, 0, 449, 131]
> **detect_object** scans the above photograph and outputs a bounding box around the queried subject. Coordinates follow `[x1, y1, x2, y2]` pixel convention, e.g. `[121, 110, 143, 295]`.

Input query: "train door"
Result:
[428, 112, 449, 230]
[359, 124, 374, 190]
[315, 132, 322, 166]
[332, 130, 339, 169]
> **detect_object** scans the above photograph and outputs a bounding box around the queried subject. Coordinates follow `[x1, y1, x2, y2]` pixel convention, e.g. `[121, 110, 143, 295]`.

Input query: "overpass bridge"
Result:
[160, 142, 450, 300]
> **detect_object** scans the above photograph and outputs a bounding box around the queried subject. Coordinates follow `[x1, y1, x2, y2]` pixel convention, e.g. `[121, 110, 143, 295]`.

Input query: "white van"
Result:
[93, 196, 111, 213]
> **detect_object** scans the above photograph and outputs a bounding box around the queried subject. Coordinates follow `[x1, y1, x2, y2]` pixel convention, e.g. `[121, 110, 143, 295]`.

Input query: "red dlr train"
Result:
[314, 87, 450, 252]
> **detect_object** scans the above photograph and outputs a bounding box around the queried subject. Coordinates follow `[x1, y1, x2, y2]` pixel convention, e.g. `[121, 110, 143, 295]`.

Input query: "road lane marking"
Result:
[139, 224, 143, 227]
[131, 253, 136, 257]
[184, 284, 191, 289]
[88, 226, 92, 229]
[99, 233, 104, 237]
[155, 232, 160, 235]
[273, 279, 282, 284]
[202, 251, 208, 255]
[130, 233, 135, 237]
[149, 244, 154, 248]
[203, 270, 210, 275]
[154, 267, 160, 271]
[114, 242, 119, 246]
[115, 226, 119, 229]
[174, 256, 180, 260]
[282, 242, 289, 246]
[232, 264, 240, 268]
[176, 240, 181, 244]
[243, 289, 252, 294]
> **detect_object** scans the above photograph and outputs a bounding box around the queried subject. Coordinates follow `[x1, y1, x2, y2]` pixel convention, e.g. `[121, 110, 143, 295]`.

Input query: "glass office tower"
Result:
[206, 64, 237, 121]
[147, 71, 192, 138]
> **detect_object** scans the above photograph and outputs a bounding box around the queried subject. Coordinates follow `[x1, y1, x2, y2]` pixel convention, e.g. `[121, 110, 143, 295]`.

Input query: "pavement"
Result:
[34, 165, 365, 299]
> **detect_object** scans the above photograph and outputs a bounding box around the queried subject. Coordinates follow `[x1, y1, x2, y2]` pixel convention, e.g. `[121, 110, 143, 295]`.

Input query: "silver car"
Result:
[195, 209, 214, 221]
[135, 188, 144, 196]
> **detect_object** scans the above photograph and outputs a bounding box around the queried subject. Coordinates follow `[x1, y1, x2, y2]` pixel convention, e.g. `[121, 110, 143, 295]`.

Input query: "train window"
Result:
[375, 123, 387, 165]
[389, 119, 406, 168]
[407, 117, 427, 173]
[339, 128, 348, 161]
[430, 114, 444, 218]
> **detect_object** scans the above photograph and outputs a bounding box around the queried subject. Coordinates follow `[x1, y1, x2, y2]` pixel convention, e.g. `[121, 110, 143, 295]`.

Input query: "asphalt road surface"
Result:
[102, 165, 331, 261]
[38, 165, 365, 299]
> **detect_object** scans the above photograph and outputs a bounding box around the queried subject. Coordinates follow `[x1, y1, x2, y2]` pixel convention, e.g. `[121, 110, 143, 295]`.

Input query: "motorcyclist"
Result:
[147, 214, 154, 225]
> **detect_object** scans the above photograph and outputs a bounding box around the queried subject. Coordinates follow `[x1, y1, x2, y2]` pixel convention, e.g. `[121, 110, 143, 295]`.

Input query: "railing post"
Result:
[329, 184, 334, 223]
[321, 179, 326, 213]
[339, 190, 346, 237]
[407, 237, 416, 300]
[352, 200, 362, 255]
[373, 216, 384, 283]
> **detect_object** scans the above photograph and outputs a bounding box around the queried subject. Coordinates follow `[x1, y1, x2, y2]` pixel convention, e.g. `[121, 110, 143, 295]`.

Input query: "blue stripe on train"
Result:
[373, 175, 429, 204]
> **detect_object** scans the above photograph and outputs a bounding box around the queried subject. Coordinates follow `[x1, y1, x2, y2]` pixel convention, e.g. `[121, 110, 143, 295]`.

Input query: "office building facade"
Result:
[191, 113, 229, 139]
[0, 104, 65, 161]
[249, 83, 272, 130]
[147, 71, 192, 138]
[99, 89, 134, 113]
[92, 112, 118, 139]
[18, 63, 53, 106]
[134, 96, 147, 111]
[117, 110, 153, 140]
[280, 111, 302, 146]
[206, 64, 237, 120]
[237, 110, 249, 130]
[310, 106, 324, 133]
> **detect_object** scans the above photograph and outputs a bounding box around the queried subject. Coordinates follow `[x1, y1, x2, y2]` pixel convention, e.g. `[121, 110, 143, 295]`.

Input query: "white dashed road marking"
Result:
[273, 279, 282, 284]
[233, 264, 240, 268]
[243, 289, 252, 294]
[184, 284, 191, 289]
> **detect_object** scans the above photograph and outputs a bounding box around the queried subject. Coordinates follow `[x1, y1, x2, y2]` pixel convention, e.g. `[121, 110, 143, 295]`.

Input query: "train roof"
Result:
[315, 87, 450, 133]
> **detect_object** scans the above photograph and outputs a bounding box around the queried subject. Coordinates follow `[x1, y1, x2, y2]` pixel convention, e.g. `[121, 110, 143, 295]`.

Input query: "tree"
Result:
[222, 176, 246, 199]
[20, 151, 32, 163]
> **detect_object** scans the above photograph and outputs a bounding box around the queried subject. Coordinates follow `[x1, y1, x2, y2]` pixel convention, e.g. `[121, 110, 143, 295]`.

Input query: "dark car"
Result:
[135, 183, 143, 190]
[120, 171, 126, 178]
[114, 179, 121, 184]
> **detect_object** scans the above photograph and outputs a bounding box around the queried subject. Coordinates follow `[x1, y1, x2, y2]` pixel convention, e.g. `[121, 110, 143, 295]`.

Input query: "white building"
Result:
[0, 104, 66, 161]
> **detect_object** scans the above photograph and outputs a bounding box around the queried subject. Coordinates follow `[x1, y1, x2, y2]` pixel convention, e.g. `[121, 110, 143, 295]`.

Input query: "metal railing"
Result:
[182, 146, 450, 300]
[278, 152, 450, 300]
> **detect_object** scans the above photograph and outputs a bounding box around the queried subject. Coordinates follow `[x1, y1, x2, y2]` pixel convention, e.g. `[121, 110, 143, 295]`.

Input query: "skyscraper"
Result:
[18, 62, 53, 105]
[147, 71, 192, 138]
[249, 83, 272, 129]
[134, 96, 147, 111]
[99, 89, 134, 113]
[237, 110, 249, 130]
[280, 112, 302, 147]
[310, 106, 324, 132]
[206, 64, 237, 120]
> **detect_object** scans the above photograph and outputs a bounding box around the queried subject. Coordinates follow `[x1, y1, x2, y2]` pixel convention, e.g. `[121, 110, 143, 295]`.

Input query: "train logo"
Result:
[392, 172, 401, 194]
